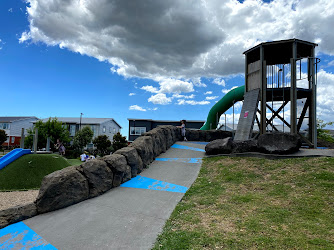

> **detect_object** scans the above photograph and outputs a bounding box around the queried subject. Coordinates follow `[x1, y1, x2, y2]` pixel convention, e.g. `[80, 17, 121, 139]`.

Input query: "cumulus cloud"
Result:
[21, 0, 334, 80]
[173, 94, 195, 99]
[141, 86, 159, 93]
[222, 86, 238, 94]
[213, 78, 226, 86]
[206, 96, 219, 100]
[8, 8, 13, 13]
[177, 99, 210, 105]
[129, 93, 136, 96]
[204, 91, 213, 95]
[148, 93, 172, 105]
[129, 105, 146, 111]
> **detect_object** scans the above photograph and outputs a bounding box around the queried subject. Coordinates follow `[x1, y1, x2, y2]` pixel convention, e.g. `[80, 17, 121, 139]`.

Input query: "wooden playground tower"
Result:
[239, 39, 319, 147]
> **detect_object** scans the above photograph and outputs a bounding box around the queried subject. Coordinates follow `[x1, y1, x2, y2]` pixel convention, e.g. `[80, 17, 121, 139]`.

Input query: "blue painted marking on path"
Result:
[171, 144, 205, 152]
[121, 176, 188, 193]
[156, 158, 202, 163]
[0, 221, 57, 249]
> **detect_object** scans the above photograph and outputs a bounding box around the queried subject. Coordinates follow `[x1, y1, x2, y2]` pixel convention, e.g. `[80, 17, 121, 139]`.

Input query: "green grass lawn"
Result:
[0, 154, 76, 191]
[154, 157, 334, 249]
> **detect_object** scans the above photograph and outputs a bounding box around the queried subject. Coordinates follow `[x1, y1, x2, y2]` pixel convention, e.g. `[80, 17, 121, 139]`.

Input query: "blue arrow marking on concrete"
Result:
[155, 158, 202, 163]
[120, 176, 188, 193]
[0, 221, 57, 249]
[171, 144, 205, 152]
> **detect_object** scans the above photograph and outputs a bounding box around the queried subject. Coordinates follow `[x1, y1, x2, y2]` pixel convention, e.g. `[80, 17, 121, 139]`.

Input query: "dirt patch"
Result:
[0, 190, 38, 210]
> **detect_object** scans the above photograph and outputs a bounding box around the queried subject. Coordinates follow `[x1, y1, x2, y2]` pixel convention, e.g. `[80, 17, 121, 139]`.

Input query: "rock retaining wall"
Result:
[0, 127, 232, 229]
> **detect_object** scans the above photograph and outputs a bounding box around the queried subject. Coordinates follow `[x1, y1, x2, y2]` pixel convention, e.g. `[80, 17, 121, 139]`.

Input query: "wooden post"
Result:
[20, 128, 25, 148]
[290, 42, 297, 134]
[33, 128, 38, 154]
[260, 46, 267, 134]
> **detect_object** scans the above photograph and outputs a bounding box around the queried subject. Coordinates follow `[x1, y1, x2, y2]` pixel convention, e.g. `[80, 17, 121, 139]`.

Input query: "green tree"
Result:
[24, 118, 70, 149]
[73, 126, 94, 151]
[0, 129, 7, 146]
[112, 132, 128, 152]
[317, 119, 334, 143]
[93, 135, 112, 156]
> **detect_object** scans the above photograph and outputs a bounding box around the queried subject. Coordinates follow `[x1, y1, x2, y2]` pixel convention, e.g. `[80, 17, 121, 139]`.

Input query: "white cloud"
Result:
[129, 93, 136, 96]
[204, 91, 213, 95]
[22, 0, 334, 81]
[177, 99, 210, 105]
[316, 70, 334, 123]
[173, 94, 195, 99]
[141, 85, 159, 93]
[213, 78, 226, 86]
[129, 105, 146, 111]
[222, 86, 238, 94]
[206, 96, 219, 100]
[8, 8, 13, 13]
[148, 93, 172, 105]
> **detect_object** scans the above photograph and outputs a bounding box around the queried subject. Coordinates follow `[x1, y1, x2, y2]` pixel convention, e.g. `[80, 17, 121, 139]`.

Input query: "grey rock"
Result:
[130, 136, 154, 167]
[143, 128, 165, 157]
[205, 130, 232, 142]
[114, 147, 143, 176]
[80, 159, 114, 198]
[157, 126, 174, 148]
[0, 203, 37, 229]
[103, 154, 131, 186]
[232, 140, 258, 153]
[36, 166, 89, 213]
[205, 137, 234, 155]
[257, 132, 301, 154]
[186, 129, 200, 141]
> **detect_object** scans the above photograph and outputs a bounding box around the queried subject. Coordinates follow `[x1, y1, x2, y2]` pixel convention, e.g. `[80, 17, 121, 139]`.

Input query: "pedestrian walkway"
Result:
[0, 141, 206, 250]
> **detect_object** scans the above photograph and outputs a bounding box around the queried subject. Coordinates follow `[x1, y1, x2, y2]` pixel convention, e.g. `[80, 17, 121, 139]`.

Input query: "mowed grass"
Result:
[0, 154, 73, 191]
[154, 157, 334, 249]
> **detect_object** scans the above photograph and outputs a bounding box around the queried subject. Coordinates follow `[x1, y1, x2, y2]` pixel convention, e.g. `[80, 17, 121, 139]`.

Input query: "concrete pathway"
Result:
[0, 141, 206, 250]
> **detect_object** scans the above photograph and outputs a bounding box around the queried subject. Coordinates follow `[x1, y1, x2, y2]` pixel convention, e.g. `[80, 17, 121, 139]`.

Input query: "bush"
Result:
[93, 135, 112, 156]
[112, 132, 128, 152]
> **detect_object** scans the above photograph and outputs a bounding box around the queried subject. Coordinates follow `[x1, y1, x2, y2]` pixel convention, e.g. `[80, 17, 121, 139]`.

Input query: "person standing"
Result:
[178, 120, 187, 141]
[55, 139, 66, 156]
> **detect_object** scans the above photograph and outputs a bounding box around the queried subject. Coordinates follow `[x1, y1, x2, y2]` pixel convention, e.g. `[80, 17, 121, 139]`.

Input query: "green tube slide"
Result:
[200, 85, 245, 130]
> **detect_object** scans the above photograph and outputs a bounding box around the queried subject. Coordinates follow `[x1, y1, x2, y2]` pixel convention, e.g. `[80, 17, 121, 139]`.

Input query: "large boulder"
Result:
[114, 147, 144, 176]
[205, 130, 232, 142]
[103, 154, 131, 187]
[36, 166, 89, 213]
[257, 132, 301, 154]
[130, 136, 155, 167]
[232, 140, 258, 153]
[157, 126, 174, 148]
[186, 129, 200, 141]
[0, 203, 37, 229]
[205, 137, 234, 155]
[80, 159, 114, 198]
[143, 128, 165, 157]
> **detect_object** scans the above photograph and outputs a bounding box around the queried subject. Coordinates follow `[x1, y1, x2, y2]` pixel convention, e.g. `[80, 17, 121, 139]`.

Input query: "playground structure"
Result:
[201, 39, 319, 148]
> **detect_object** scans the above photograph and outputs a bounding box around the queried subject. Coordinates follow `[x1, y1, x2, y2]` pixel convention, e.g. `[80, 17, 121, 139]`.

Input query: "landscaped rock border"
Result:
[0, 126, 232, 229]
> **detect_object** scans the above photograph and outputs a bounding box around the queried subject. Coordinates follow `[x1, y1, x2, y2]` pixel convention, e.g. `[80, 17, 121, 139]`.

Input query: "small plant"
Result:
[317, 119, 334, 143]
[0, 129, 7, 146]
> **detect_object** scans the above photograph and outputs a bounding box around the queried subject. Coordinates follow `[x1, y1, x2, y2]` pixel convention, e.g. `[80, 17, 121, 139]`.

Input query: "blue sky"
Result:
[1, 0, 334, 138]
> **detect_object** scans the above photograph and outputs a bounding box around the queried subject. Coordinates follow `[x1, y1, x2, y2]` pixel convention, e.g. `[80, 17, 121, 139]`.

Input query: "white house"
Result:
[0, 116, 38, 146]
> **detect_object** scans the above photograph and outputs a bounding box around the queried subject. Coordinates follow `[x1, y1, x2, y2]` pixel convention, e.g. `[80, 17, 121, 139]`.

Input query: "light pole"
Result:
[80, 113, 83, 130]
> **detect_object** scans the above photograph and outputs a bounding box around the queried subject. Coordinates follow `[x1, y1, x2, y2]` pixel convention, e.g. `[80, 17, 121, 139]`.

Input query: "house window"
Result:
[70, 125, 76, 136]
[130, 127, 146, 135]
[11, 137, 15, 143]
[90, 125, 98, 137]
[103, 126, 106, 133]
[113, 128, 116, 134]
[0, 123, 10, 130]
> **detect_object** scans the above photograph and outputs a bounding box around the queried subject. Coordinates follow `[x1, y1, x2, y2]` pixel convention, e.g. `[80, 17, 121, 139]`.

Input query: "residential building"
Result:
[128, 119, 205, 142]
[0, 116, 38, 147]
[40, 117, 122, 147]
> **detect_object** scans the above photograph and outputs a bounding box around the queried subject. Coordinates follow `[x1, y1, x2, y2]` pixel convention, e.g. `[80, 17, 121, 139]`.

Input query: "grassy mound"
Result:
[154, 157, 334, 249]
[0, 154, 74, 191]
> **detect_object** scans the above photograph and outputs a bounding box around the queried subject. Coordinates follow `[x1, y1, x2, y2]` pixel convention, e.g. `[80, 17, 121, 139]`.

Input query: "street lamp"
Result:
[80, 113, 83, 130]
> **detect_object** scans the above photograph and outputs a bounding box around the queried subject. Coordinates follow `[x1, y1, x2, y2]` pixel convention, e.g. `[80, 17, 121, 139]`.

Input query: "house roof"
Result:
[0, 116, 38, 123]
[127, 118, 205, 123]
[40, 117, 122, 128]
